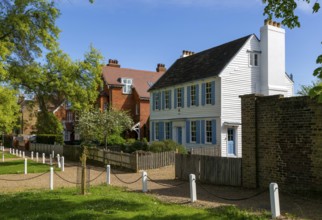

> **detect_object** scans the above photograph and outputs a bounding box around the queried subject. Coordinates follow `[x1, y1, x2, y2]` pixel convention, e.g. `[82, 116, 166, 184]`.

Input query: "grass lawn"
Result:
[0, 185, 270, 219]
[1, 151, 18, 159]
[0, 160, 60, 175]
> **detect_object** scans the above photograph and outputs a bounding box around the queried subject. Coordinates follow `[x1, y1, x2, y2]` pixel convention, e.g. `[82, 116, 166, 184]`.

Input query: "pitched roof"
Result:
[102, 66, 164, 99]
[149, 35, 252, 91]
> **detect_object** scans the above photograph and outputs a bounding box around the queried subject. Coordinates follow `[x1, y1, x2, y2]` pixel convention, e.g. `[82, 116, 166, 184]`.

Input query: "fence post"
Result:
[136, 151, 139, 172]
[16, 149, 19, 156]
[24, 158, 27, 175]
[49, 154, 52, 166]
[31, 151, 34, 160]
[36, 152, 39, 163]
[19, 150, 22, 157]
[270, 183, 280, 219]
[106, 165, 110, 185]
[2, 152, 4, 162]
[142, 171, 148, 193]
[57, 154, 61, 168]
[42, 153, 45, 164]
[61, 156, 65, 171]
[52, 150, 54, 158]
[9, 148, 11, 154]
[50, 167, 54, 190]
[189, 174, 197, 202]
[22, 151, 25, 158]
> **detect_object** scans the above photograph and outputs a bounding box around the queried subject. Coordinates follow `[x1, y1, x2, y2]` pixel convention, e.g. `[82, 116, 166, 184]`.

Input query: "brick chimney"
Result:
[181, 50, 195, 58]
[107, 59, 120, 68]
[156, 63, 166, 72]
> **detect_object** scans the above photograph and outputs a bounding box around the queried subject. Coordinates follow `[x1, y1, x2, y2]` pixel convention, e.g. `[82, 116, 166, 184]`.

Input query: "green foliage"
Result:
[0, 86, 19, 133]
[297, 80, 322, 96]
[36, 112, 63, 135]
[0, 0, 60, 78]
[149, 140, 187, 154]
[262, 0, 322, 102]
[0, 185, 270, 219]
[36, 134, 63, 145]
[107, 134, 126, 146]
[76, 108, 134, 148]
[122, 138, 149, 153]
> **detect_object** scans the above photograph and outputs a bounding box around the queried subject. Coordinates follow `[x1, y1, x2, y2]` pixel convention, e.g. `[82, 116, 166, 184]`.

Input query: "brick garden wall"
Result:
[240, 94, 322, 191]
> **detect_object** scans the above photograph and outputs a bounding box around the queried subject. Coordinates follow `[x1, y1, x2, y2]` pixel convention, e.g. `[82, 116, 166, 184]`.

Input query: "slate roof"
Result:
[149, 34, 253, 91]
[102, 66, 164, 99]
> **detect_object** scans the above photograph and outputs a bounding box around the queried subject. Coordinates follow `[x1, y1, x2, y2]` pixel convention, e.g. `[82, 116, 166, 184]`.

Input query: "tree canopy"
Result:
[0, 0, 104, 134]
[76, 109, 134, 148]
[262, 0, 322, 101]
[0, 86, 20, 133]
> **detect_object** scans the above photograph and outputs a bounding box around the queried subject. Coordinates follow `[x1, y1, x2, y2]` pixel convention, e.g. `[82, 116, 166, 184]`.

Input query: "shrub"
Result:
[107, 134, 125, 146]
[36, 134, 63, 145]
[149, 140, 187, 154]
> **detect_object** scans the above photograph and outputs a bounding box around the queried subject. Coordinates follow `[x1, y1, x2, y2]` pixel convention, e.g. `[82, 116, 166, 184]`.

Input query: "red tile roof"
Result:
[102, 66, 164, 99]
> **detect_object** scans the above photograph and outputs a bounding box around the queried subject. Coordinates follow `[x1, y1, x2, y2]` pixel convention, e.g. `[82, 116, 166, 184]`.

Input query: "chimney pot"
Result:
[156, 63, 166, 72]
[107, 59, 120, 68]
[277, 22, 281, 28]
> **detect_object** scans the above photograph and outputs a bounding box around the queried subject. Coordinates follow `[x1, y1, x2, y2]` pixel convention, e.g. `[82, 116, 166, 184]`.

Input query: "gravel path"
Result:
[1, 149, 322, 220]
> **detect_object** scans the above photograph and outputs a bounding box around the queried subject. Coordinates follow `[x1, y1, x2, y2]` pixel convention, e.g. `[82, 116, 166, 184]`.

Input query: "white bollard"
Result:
[50, 167, 54, 190]
[57, 154, 61, 168]
[142, 171, 148, 193]
[49, 154, 52, 166]
[189, 174, 197, 202]
[270, 183, 280, 219]
[24, 158, 27, 174]
[61, 156, 64, 172]
[42, 153, 45, 164]
[31, 151, 34, 160]
[106, 165, 111, 185]
[36, 152, 39, 162]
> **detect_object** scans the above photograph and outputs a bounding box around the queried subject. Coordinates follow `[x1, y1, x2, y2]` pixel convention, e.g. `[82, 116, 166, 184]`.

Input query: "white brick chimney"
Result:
[260, 20, 289, 96]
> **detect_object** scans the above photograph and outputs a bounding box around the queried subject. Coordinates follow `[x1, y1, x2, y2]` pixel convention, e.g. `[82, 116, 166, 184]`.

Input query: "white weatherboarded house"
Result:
[148, 21, 294, 157]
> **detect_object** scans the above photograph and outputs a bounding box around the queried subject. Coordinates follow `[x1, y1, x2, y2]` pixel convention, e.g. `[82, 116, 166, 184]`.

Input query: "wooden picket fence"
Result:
[189, 146, 221, 156]
[87, 148, 176, 171]
[30, 143, 64, 155]
[30, 144, 175, 172]
[175, 154, 241, 186]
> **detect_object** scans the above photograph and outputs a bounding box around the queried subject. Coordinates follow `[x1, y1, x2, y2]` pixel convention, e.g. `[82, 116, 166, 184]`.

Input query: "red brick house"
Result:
[96, 59, 165, 139]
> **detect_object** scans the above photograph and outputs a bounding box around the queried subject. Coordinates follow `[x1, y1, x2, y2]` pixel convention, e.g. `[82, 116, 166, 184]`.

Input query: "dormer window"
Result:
[121, 78, 132, 94]
[250, 53, 259, 67]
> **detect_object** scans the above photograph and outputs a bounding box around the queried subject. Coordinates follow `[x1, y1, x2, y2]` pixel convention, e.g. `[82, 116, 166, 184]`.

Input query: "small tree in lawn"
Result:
[76, 108, 133, 149]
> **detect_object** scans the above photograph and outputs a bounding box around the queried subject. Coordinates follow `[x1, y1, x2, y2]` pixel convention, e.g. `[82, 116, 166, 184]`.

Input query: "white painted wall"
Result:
[219, 35, 260, 157]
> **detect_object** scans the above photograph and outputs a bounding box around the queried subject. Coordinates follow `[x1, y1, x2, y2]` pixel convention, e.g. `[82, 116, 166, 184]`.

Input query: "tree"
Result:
[76, 108, 134, 149]
[8, 46, 103, 112]
[262, 0, 322, 101]
[297, 80, 322, 96]
[0, 0, 60, 78]
[0, 86, 20, 133]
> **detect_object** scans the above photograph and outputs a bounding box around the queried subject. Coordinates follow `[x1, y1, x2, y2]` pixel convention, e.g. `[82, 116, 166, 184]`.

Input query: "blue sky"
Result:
[55, 0, 322, 93]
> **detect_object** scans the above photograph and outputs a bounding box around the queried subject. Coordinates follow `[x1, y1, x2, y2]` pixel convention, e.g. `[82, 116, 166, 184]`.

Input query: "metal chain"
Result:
[86, 169, 105, 183]
[0, 171, 49, 182]
[111, 170, 142, 184]
[54, 171, 79, 184]
[147, 176, 188, 187]
[197, 182, 268, 201]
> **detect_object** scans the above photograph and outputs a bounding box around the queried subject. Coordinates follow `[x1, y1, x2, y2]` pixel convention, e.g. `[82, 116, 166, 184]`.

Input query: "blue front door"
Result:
[227, 128, 235, 155]
[177, 127, 182, 145]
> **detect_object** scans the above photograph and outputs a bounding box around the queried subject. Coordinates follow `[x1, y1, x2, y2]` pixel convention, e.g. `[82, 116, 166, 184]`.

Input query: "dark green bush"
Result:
[149, 140, 187, 154]
[107, 134, 125, 146]
[121, 138, 148, 153]
[36, 134, 63, 145]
